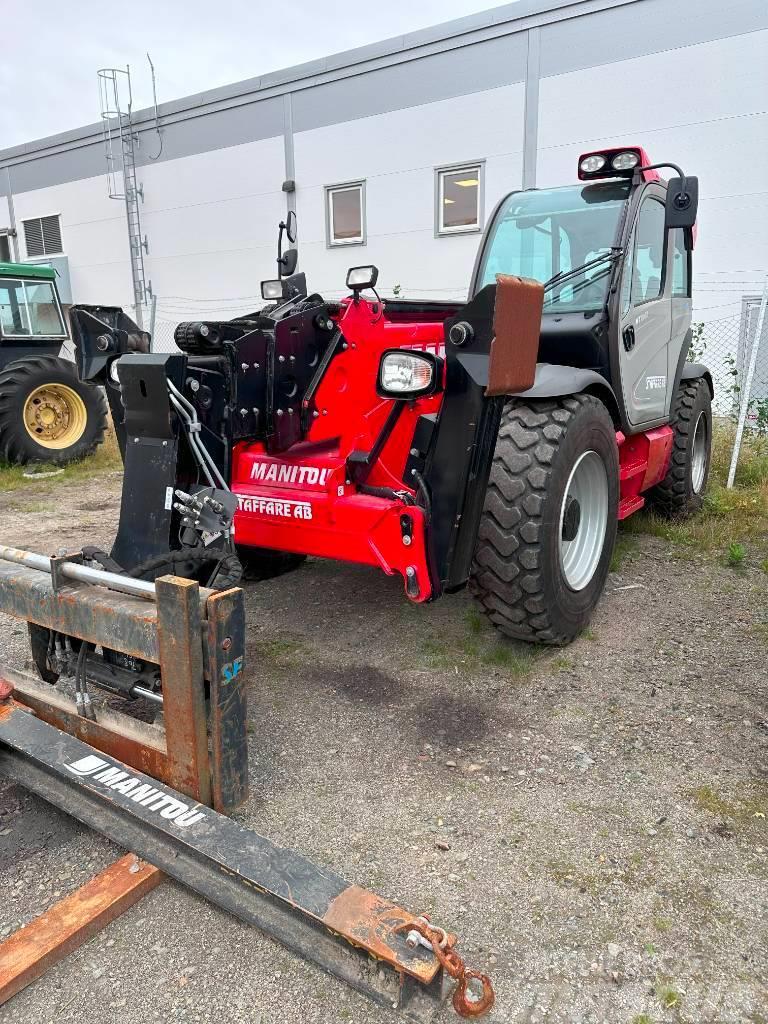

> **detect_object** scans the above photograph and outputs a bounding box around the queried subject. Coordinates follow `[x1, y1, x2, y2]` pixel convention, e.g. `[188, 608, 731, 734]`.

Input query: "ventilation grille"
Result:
[23, 215, 62, 257]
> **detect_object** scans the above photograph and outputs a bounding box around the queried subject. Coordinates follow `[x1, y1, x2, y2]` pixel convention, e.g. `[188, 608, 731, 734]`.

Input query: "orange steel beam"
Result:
[0, 854, 161, 1006]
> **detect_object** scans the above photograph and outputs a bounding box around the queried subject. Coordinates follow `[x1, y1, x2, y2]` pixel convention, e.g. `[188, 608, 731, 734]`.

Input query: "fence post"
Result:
[727, 276, 768, 488]
[148, 292, 157, 343]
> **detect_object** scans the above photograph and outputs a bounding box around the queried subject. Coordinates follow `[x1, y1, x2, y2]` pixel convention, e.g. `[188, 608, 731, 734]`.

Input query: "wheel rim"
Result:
[23, 383, 88, 450]
[558, 450, 609, 591]
[691, 411, 708, 493]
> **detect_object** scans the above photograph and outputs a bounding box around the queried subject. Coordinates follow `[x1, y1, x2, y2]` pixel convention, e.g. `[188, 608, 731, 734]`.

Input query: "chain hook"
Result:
[396, 915, 495, 1018]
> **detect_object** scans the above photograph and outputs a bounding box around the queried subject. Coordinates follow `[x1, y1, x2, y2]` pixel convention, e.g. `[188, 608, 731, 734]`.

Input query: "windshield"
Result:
[0, 278, 66, 338]
[477, 181, 631, 312]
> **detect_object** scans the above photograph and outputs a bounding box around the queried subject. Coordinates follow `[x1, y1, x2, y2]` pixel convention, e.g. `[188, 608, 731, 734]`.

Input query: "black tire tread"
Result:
[648, 378, 709, 518]
[0, 355, 108, 465]
[470, 393, 610, 645]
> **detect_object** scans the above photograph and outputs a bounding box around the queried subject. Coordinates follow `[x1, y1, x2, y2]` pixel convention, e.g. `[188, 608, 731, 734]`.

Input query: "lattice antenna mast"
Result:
[98, 65, 150, 326]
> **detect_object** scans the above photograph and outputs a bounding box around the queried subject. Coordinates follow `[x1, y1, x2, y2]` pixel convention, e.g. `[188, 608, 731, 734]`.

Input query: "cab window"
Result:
[670, 228, 690, 297]
[0, 278, 66, 338]
[630, 198, 665, 305]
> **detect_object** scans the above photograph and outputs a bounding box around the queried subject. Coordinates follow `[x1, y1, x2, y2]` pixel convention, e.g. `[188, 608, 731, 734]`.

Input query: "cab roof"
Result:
[0, 261, 57, 281]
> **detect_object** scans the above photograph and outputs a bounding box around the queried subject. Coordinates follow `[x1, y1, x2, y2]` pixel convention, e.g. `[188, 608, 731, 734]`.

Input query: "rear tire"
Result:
[236, 545, 306, 582]
[470, 394, 619, 645]
[648, 378, 712, 518]
[0, 355, 107, 465]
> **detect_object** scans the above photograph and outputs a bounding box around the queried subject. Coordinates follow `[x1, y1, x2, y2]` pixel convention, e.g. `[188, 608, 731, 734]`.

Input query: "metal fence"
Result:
[142, 282, 768, 480]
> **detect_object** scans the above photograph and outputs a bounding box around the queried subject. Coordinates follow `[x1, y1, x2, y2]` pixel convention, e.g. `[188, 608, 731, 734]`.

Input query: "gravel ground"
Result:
[1, 469, 767, 1024]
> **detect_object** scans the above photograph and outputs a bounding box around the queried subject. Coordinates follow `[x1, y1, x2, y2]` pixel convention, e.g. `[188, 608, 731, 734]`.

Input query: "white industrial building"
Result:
[1, 0, 766, 353]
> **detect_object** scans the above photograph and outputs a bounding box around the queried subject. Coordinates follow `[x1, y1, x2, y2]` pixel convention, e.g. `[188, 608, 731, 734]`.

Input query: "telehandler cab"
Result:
[65, 145, 711, 651]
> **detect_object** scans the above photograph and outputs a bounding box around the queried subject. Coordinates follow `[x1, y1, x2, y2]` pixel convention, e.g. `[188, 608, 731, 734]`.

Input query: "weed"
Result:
[655, 980, 682, 1010]
[552, 654, 574, 671]
[631, 1016, 654, 1024]
[256, 636, 304, 664]
[483, 643, 536, 675]
[688, 782, 768, 824]
[583, 627, 598, 641]
[727, 541, 746, 567]
[652, 916, 671, 933]
[465, 608, 486, 635]
[644, 942, 657, 955]
[610, 532, 638, 572]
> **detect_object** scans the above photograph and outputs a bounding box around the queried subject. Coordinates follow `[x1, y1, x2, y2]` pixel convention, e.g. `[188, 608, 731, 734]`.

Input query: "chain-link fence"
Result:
[144, 284, 768, 476]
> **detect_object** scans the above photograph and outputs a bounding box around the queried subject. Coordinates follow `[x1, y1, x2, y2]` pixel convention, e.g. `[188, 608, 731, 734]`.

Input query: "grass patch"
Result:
[254, 635, 305, 665]
[687, 782, 768, 824]
[622, 425, 768, 560]
[655, 980, 682, 1010]
[727, 541, 746, 568]
[0, 429, 122, 493]
[610, 531, 638, 572]
[418, 609, 542, 678]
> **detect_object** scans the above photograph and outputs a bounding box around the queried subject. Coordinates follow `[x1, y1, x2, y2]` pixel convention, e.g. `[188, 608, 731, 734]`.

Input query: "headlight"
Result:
[611, 150, 640, 171]
[346, 265, 379, 291]
[579, 154, 606, 175]
[377, 350, 441, 399]
[261, 279, 283, 300]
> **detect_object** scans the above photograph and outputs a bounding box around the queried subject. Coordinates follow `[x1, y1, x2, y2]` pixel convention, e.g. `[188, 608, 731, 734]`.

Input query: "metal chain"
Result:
[398, 915, 495, 1018]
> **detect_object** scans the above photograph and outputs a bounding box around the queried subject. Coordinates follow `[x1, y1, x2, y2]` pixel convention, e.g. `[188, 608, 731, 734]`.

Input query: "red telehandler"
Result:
[64, 145, 710, 650]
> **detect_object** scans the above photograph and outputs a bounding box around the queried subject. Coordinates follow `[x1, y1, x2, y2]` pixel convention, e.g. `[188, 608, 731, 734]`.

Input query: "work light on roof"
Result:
[577, 146, 645, 180]
[611, 151, 640, 171]
[579, 154, 607, 175]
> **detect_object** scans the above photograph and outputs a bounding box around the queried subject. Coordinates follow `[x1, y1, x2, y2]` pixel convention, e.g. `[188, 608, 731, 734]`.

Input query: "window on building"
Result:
[23, 215, 63, 257]
[326, 183, 365, 246]
[670, 228, 690, 298]
[630, 198, 666, 305]
[0, 277, 66, 337]
[0, 234, 11, 262]
[437, 164, 483, 235]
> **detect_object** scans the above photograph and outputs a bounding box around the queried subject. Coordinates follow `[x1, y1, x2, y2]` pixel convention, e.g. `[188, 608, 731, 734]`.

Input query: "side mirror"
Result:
[280, 247, 298, 276]
[665, 175, 698, 229]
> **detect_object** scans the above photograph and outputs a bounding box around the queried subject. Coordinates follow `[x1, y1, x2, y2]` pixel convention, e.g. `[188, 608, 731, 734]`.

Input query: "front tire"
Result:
[235, 545, 306, 582]
[470, 394, 619, 645]
[648, 378, 712, 518]
[0, 355, 108, 465]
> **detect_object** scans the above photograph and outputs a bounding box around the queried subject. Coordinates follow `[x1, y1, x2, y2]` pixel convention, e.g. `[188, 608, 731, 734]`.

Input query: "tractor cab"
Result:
[0, 262, 69, 366]
[470, 146, 699, 433]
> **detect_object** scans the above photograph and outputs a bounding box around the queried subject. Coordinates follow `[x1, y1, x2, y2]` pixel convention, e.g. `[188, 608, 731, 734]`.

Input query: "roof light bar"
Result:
[577, 146, 656, 181]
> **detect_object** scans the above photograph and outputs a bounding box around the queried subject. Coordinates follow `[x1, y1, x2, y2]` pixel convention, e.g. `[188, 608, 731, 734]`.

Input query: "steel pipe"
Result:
[0, 546, 156, 601]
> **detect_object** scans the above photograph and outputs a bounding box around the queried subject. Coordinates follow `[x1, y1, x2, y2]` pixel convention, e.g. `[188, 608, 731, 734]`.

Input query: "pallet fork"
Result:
[0, 547, 494, 1019]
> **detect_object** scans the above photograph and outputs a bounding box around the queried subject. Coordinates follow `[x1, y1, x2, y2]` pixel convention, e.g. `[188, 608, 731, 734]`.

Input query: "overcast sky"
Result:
[0, 0, 506, 149]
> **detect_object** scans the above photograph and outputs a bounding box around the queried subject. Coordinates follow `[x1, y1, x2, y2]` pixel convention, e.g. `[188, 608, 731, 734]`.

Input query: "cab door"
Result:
[618, 191, 671, 426]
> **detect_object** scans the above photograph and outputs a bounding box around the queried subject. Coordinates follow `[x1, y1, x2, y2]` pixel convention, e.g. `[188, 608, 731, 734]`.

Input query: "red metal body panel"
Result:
[231, 297, 675, 597]
[231, 299, 450, 602]
[616, 425, 674, 519]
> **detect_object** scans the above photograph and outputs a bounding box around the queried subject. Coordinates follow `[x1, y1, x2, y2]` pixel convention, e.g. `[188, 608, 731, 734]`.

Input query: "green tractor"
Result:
[0, 262, 107, 464]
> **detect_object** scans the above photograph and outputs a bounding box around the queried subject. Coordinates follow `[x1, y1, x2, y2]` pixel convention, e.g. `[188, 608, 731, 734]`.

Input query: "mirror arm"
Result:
[636, 162, 691, 210]
[277, 221, 286, 278]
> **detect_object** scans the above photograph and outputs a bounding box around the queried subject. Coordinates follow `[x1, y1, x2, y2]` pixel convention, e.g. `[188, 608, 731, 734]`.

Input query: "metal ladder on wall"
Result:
[98, 67, 150, 328]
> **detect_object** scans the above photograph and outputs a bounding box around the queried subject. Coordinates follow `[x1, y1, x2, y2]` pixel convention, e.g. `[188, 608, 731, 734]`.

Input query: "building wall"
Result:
[0, 0, 766, 330]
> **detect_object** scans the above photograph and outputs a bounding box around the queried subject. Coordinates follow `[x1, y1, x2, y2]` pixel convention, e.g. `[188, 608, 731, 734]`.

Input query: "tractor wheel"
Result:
[470, 394, 619, 645]
[236, 545, 306, 582]
[648, 378, 712, 518]
[0, 355, 107, 465]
